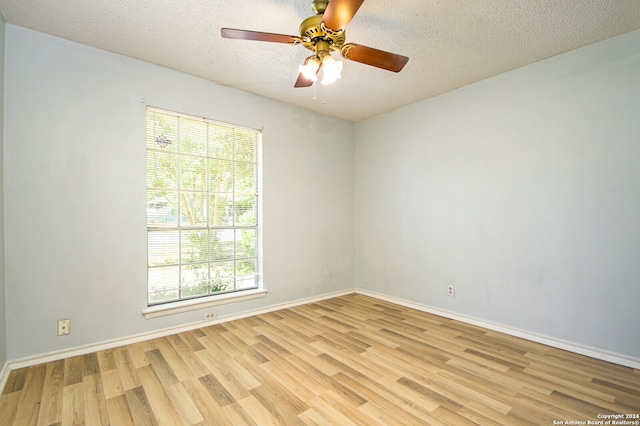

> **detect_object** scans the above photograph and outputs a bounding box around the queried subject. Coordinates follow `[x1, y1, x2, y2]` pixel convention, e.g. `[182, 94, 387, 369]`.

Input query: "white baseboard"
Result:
[0, 361, 9, 395]
[6, 289, 353, 372]
[354, 288, 640, 370]
[3, 287, 638, 395]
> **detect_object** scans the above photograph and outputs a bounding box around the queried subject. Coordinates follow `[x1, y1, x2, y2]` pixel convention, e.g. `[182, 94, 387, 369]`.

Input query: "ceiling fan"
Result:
[221, 0, 409, 87]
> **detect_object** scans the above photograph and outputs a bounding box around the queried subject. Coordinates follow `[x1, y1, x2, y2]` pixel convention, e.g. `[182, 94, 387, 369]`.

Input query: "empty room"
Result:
[0, 0, 639, 424]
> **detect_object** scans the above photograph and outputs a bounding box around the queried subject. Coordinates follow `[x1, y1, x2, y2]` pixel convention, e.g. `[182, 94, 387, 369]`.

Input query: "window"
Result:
[146, 108, 261, 307]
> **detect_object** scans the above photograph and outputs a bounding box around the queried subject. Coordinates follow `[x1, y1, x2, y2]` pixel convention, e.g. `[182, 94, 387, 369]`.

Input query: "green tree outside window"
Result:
[146, 109, 260, 305]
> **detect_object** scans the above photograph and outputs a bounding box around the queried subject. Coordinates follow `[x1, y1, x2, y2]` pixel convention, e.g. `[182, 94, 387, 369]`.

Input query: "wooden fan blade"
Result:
[221, 28, 301, 44]
[341, 43, 409, 72]
[322, 0, 365, 31]
[294, 72, 314, 88]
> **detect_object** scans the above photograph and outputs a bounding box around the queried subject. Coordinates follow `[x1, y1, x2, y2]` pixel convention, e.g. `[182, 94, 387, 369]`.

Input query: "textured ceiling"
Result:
[2, 0, 640, 122]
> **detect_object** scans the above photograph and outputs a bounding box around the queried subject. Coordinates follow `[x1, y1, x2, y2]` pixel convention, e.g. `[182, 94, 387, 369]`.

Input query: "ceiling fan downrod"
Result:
[311, 0, 329, 15]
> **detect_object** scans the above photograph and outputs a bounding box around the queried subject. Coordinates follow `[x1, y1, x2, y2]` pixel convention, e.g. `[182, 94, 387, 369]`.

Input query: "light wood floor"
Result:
[1, 294, 639, 425]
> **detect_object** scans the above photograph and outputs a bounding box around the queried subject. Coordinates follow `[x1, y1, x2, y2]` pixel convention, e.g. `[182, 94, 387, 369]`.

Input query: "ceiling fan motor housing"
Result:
[299, 14, 346, 53]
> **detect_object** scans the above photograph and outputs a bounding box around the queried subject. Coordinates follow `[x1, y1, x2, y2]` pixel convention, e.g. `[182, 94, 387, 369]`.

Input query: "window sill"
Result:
[142, 288, 268, 319]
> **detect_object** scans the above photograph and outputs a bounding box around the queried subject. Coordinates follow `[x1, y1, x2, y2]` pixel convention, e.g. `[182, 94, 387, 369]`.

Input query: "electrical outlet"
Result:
[57, 319, 71, 336]
[447, 285, 455, 297]
[203, 312, 216, 321]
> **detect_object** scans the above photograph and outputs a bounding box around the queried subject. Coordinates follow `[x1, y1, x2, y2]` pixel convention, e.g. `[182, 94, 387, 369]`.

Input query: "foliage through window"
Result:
[146, 108, 260, 305]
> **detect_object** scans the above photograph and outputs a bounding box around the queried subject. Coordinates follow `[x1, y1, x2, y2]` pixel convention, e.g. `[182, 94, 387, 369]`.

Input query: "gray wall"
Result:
[4, 24, 354, 360]
[355, 30, 640, 360]
[0, 14, 6, 369]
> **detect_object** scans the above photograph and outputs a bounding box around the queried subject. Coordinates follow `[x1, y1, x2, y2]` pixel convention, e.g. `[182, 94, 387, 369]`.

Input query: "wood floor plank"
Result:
[429, 405, 482, 426]
[218, 326, 256, 355]
[592, 375, 640, 394]
[60, 382, 85, 426]
[197, 352, 252, 401]
[276, 349, 334, 383]
[333, 371, 436, 423]
[181, 329, 207, 352]
[223, 357, 262, 391]
[239, 360, 309, 416]
[136, 365, 184, 426]
[100, 367, 124, 400]
[347, 328, 399, 350]
[115, 346, 142, 391]
[1, 368, 27, 396]
[197, 373, 235, 407]
[105, 394, 135, 426]
[513, 385, 585, 421]
[522, 365, 620, 408]
[63, 356, 84, 387]
[0, 389, 21, 426]
[277, 309, 332, 339]
[297, 407, 330, 425]
[249, 384, 305, 424]
[358, 398, 431, 425]
[124, 386, 157, 426]
[83, 373, 109, 426]
[82, 352, 101, 377]
[377, 374, 440, 412]
[236, 395, 280, 426]
[12, 363, 47, 426]
[257, 354, 329, 397]
[180, 378, 227, 424]
[164, 382, 205, 425]
[361, 345, 439, 380]
[2, 294, 639, 425]
[524, 350, 606, 385]
[36, 360, 64, 426]
[306, 392, 362, 426]
[195, 331, 233, 364]
[395, 375, 466, 413]
[435, 371, 499, 411]
[252, 325, 316, 356]
[219, 402, 258, 426]
[261, 354, 331, 403]
[164, 333, 209, 378]
[444, 354, 526, 392]
[145, 348, 178, 388]
[440, 365, 519, 416]
[97, 349, 117, 372]
[462, 399, 532, 426]
[126, 342, 151, 369]
[154, 338, 197, 382]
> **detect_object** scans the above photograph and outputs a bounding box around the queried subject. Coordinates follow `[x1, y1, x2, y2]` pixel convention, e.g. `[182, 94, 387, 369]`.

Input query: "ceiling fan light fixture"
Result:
[222, 0, 409, 89]
[299, 56, 320, 81]
[320, 54, 342, 85]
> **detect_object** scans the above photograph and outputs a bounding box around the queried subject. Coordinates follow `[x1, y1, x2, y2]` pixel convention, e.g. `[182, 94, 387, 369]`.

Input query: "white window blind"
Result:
[146, 108, 261, 306]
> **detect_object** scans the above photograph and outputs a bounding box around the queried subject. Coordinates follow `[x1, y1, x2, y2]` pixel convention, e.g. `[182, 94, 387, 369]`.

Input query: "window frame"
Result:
[143, 107, 266, 318]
